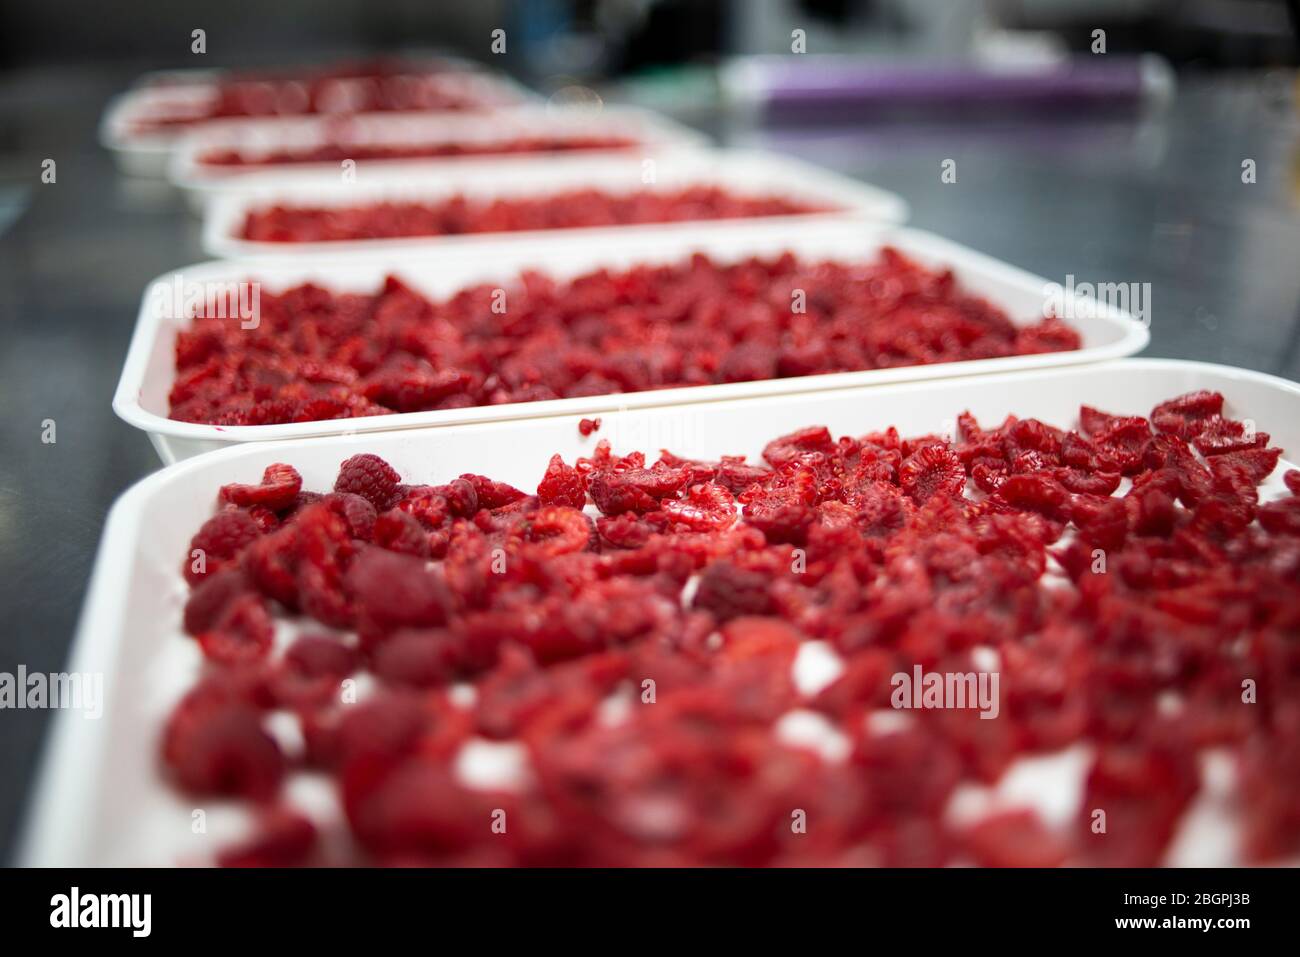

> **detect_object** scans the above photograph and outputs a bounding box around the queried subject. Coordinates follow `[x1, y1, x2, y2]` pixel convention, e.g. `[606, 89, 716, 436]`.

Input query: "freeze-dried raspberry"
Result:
[395, 486, 449, 531]
[962, 810, 1068, 868]
[324, 492, 378, 540]
[433, 478, 479, 517]
[242, 525, 302, 608]
[197, 593, 275, 666]
[578, 418, 601, 436]
[1150, 390, 1224, 438]
[219, 463, 303, 510]
[459, 473, 526, 509]
[265, 635, 357, 708]
[218, 809, 317, 868]
[537, 454, 586, 509]
[898, 445, 965, 505]
[185, 509, 263, 585]
[508, 507, 593, 556]
[661, 483, 737, 531]
[347, 546, 450, 634]
[183, 567, 250, 636]
[1285, 470, 1300, 497]
[691, 561, 774, 622]
[374, 509, 433, 558]
[588, 467, 688, 516]
[334, 454, 403, 511]
[163, 687, 284, 799]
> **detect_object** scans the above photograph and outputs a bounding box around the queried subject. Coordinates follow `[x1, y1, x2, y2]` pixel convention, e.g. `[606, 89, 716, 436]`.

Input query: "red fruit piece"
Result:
[459, 473, 526, 509]
[691, 561, 774, 622]
[394, 486, 450, 530]
[219, 463, 303, 510]
[1150, 390, 1224, 438]
[374, 509, 433, 558]
[163, 683, 284, 799]
[661, 483, 737, 531]
[267, 634, 357, 708]
[578, 417, 601, 436]
[197, 593, 275, 666]
[537, 454, 586, 509]
[183, 567, 250, 636]
[1285, 469, 1300, 497]
[324, 492, 378, 540]
[185, 509, 263, 585]
[334, 453, 403, 511]
[347, 546, 450, 634]
[508, 506, 593, 556]
[963, 810, 1068, 867]
[898, 445, 965, 505]
[217, 809, 317, 868]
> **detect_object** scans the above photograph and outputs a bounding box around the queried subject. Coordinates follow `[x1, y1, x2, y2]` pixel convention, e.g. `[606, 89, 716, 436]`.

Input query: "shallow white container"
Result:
[169, 106, 711, 209]
[202, 149, 909, 259]
[26, 359, 1300, 866]
[113, 221, 1150, 464]
[101, 67, 527, 178]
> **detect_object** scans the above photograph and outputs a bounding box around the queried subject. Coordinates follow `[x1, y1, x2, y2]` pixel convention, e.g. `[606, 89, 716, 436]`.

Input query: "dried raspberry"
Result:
[217, 809, 317, 868]
[334, 454, 403, 511]
[371, 629, 461, 688]
[163, 688, 284, 799]
[219, 463, 303, 510]
[459, 473, 525, 509]
[691, 561, 774, 622]
[324, 492, 377, 540]
[183, 567, 250, 636]
[962, 810, 1068, 867]
[197, 593, 275, 666]
[1150, 390, 1224, 438]
[578, 417, 602, 436]
[508, 506, 593, 556]
[537, 454, 586, 509]
[374, 509, 433, 558]
[347, 546, 450, 635]
[661, 483, 737, 531]
[394, 486, 449, 530]
[433, 478, 479, 517]
[1285, 470, 1300, 497]
[185, 509, 262, 585]
[898, 445, 965, 505]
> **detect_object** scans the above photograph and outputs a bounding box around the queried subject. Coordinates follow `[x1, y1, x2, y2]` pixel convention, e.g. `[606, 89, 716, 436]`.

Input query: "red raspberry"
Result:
[459, 473, 525, 509]
[324, 492, 378, 540]
[347, 546, 450, 634]
[197, 593, 275, 666]
[578, 417, 602, 436]
[334, 454, 403, 511]
[691, 561, 774, 622]
[164, 688, 284, 799]
[183, 567, 250, 636]
[217, 809, 317, 868]
[898, 445, 965, 505]
[219, 463, 303, 510]
[374, 509, 433, 557]
[537, 454, 586, 509]
[185, 508, 262, 585]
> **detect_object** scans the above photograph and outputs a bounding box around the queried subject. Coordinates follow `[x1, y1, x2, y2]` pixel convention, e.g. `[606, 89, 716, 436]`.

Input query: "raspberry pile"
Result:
[198, 135, 639, 169]
[167, 249, 1081, 427]
[171, 391, 1300, 866]
[130, 60, 508, 132]
[238, 186, 832, 243]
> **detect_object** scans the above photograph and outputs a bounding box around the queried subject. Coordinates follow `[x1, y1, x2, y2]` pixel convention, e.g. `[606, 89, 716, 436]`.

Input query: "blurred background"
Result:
[0, 0, 1298, 863]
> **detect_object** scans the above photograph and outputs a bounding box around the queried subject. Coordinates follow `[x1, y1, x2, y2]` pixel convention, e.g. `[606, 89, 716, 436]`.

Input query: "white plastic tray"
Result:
[26, 359, 1300, 866]
[169, 107, 711, 208]
[201, 149, 909, 260]
[113, 221, 1150, 464]
[101, 67, 528, 179]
